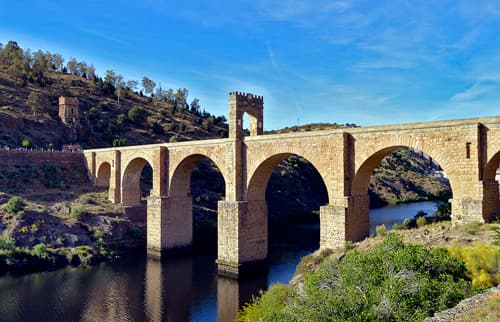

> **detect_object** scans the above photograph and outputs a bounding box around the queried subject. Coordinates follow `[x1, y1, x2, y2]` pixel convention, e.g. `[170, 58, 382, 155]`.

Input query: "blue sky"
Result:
[1, 0, 500, 130]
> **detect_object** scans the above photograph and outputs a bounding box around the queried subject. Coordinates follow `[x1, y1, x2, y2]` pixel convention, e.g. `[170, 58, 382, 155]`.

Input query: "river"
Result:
[0, 201, 438, 322]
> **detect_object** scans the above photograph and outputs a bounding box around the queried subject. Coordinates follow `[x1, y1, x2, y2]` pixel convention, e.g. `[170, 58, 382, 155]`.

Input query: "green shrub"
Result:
[237, 284, 294, 322]
[150, 122, 164, 134]
[128, 105, 147, 123]
[437, 202, 451, 218]
[393, 219, 411, 230]
[0, 235, 15, 252]
[344, 241, 356, 251]
[82, 195, 93, 204]
[93, 229, 103, 239]
[32, 243, 49, 259]
[75, 246, 94, 264]
[5, 196, 26, 214]
[21, 138, 31, 148]
[242, 234, 476, 322]
[70, 205, 87, 220]
[375, 224, 387, 236]
[416, 216, 427, 228]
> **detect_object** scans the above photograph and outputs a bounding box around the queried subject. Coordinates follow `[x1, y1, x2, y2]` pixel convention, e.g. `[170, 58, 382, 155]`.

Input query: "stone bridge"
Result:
[84, 92, 500, 277]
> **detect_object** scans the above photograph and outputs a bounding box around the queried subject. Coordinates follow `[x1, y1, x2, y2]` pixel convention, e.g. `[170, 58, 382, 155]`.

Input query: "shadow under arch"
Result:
[122, 157, 153, 206]
[170, 154, 226, 198]
[349, 146, 454, 241]
[247, 153, 330, 203]
[245, 152, 330, 260]
[96, 162, 111, 188]
[483, 151, 500, 220]
[168, 153, 227, 248]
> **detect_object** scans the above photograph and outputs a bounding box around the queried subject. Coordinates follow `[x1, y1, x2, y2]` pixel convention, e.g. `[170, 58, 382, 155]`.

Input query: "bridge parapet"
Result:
[83, 102, 500, 277]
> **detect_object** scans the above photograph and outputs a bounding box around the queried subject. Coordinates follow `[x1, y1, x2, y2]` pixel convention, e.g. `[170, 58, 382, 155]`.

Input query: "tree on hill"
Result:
[128, 105, 147, 123]
[141, 76, 156, 95]
[190, 98, 200, 114]
[52, 53, 64, 73]
[114, 74, 125, 103]
[176, 88, 188, 109]
[31, 50, 49, 77]
[22, 138, 31, 148]
[0, 41, 28, 85]
[105, 69, 117, 85]
[126, 80, 138, 92]
[67, 58, 79, 76]
[26, 90, 43, 117]
[0, 41, 23, 66]
[8, 57, 28, 85]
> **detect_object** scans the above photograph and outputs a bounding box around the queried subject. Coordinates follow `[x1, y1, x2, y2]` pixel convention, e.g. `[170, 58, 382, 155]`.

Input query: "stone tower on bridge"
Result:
[229, 92, 264, 139]
[84, 91, 500, 278]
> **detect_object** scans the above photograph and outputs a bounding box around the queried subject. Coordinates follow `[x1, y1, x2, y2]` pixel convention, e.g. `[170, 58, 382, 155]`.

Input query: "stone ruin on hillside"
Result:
[58, 96, 80, 125]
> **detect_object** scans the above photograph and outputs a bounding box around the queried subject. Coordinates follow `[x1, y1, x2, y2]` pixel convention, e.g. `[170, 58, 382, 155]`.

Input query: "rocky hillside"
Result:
[0, 40, 451, 225]
[0, 41, 227, 149]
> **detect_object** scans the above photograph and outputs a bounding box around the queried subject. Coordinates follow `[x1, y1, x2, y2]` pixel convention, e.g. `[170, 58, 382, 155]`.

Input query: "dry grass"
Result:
[454, 291, 500, 322]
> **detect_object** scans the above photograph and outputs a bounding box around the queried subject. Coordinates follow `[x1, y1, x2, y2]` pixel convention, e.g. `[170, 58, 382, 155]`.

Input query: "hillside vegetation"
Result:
[0, 40, 227, 149]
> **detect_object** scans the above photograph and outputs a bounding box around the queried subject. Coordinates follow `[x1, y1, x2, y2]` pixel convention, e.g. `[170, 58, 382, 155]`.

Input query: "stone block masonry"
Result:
[0, 150, 84, 165]
[84, 92, 500, 277]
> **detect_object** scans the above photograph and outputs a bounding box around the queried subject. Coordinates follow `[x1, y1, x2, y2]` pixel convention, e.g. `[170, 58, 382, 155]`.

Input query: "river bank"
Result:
[239, 219, 500, 321]
[1, 201, 458, 322]
[0, 191, 145, 274]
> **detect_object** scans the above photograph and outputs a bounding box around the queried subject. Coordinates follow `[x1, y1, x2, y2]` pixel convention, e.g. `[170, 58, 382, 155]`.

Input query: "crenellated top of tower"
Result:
[229, 91, 264, 105]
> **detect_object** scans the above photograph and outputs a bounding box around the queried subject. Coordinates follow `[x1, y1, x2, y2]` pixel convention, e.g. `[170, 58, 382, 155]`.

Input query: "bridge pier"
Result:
[320, 195, 370, 249]
[217, 200, 268, 278]
[147, 196, 193, 257]
[451, 196, 488, 224]
[482, 179, 500, 221]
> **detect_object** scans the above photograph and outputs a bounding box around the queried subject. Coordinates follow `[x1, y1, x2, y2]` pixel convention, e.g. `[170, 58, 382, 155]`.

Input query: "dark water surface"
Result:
[0, 202, 437, 322]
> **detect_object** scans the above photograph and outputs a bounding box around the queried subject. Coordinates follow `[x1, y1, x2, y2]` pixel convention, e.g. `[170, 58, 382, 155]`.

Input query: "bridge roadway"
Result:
[83, 92, 500, 277]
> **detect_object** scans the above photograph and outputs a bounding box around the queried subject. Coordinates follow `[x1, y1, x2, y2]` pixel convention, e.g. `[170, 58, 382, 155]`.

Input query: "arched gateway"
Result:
[84, 92, 500, 277]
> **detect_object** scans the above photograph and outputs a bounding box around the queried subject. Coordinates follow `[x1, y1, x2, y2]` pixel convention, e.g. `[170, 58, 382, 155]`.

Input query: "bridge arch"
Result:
[247, 153, 330, 203]
[96, 162, 111, 188]
[122, 157, 153, 206]
[244, 152, 330, 260]
[170, 153, 226, 198]
[485, 151, 500, 181]
[352, 145, 455, 196]
[483, 151, 500, 220]
[349, 145, 454, 242]
[166, 153, 227, 248]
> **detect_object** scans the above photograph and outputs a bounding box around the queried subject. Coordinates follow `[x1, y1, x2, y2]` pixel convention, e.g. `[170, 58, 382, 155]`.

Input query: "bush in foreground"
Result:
[239, 234, 478, 322]
[448, 242, 500, 287]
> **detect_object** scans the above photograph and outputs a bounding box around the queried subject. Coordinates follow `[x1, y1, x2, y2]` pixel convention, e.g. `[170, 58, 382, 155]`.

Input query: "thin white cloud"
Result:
[267, 43, 278, 70]
[80, 28, 129, 46]
[451, 83, 497, 101]
[255, 0, 351, 22]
